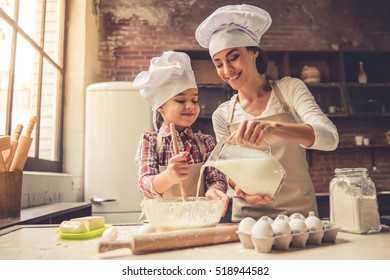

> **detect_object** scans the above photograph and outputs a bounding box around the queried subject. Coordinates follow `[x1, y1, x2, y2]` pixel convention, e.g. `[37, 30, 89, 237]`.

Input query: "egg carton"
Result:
[237, 213, 339, 253]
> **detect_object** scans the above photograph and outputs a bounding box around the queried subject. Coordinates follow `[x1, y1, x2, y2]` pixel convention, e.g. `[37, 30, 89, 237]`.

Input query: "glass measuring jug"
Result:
[204, 138, 286, 198]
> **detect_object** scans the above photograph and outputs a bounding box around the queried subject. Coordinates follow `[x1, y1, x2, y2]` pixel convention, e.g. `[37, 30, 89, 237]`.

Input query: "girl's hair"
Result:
[155, 111, 163, 130]
[246, 46, 268, 75]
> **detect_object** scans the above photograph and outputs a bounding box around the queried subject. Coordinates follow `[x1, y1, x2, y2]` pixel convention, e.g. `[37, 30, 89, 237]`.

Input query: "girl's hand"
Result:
[166, 152, 189, 185]
[205, 187, 230, 217]
[235, 186, 274, 205]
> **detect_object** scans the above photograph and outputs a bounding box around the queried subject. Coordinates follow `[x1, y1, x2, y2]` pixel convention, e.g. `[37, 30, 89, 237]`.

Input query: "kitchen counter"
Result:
[0, 224, 389, 260]
[0, 202, 92, 230]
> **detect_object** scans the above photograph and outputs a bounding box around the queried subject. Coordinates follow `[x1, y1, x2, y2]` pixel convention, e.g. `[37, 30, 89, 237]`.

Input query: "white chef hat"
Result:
[195, 4, 272, 57]
[133, 51, 197, 130]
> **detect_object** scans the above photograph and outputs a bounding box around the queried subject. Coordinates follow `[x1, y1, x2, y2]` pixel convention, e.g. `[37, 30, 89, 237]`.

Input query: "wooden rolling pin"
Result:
[0, 136, 11, 172]
[98, 224, 239, 255]
[10, 116, 37, 171]
[5, 124, 23, 171]
[169, 123, 188, 201]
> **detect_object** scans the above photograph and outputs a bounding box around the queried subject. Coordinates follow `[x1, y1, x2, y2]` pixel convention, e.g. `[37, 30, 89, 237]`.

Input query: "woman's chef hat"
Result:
[195, 4, 272, 57]
[133, 51, 197, 130]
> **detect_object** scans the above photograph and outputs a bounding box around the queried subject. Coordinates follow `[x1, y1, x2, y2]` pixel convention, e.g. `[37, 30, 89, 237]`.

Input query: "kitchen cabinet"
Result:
[345, 84, 390, 116]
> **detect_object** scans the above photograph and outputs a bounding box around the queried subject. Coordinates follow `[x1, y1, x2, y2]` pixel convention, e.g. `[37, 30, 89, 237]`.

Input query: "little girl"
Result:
[133, 51, 229, 221]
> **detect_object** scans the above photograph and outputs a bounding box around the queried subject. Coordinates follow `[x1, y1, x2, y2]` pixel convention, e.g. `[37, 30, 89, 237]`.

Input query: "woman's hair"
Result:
[246, 46, 271, 91]
[246, 46, 268, 75]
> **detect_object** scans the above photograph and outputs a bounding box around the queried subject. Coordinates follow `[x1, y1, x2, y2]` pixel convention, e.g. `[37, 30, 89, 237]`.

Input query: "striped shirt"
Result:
[135, 123, 227, 198]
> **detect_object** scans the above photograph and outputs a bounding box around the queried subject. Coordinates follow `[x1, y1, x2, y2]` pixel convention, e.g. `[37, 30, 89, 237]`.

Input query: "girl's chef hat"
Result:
[195, 4, 272, 57]
[133, 51, 197, 130]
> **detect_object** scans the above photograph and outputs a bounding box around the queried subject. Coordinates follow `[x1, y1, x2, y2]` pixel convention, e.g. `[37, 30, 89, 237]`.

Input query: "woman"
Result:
[195, 4, 339, 222]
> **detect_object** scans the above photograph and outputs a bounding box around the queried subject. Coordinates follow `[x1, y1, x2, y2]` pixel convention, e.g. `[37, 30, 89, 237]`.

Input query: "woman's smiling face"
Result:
[212, 47, 258, 90]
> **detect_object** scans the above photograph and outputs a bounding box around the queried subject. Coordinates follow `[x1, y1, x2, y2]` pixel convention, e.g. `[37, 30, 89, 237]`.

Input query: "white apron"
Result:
[138, 134, 207, 223]
[227, 81, 318, 222]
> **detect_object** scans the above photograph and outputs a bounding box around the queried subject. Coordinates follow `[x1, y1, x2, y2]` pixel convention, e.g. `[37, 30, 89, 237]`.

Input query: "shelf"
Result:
[187, 50, 390, 117]
[306, 82, 343, 87]
[329, 113, 390, 118]
[337, 144, 390, 149]
[288, 51, 343, 82]
[307, 83, 390, 116]
[307, 82, 390, 88]
[345, 84, 390, 115]
[343, 51, 390, 83]
[346, 83, 390, 88]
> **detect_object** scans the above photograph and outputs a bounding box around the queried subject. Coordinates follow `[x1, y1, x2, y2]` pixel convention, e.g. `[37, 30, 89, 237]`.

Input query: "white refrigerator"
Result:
[85, 81, 152, 223]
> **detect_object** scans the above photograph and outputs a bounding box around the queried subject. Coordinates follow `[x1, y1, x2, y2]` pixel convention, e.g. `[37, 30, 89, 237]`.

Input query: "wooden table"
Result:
[0, 224, 389, 260]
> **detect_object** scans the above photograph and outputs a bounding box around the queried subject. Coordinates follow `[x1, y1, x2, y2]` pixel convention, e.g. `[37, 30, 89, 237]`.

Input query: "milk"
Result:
[203, 157, 286, 197]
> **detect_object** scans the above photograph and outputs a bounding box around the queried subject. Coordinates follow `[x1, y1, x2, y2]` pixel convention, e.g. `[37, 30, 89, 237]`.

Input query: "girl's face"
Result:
[212, 47, 258, 90]
[158, 88, 200, 131]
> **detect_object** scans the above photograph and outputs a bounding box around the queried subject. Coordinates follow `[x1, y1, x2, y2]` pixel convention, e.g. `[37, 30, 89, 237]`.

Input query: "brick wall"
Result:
[97, 0, 390, 193]
[98, 0, 390, 80]
[311, 118, 390, 193]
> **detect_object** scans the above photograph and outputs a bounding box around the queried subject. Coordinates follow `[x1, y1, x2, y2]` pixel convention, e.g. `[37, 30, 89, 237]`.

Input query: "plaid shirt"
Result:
[135, 123, 227, 198]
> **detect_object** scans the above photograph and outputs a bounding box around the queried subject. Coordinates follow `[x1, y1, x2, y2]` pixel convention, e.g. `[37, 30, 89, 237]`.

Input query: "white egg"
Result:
[275, 214, 291, 223]
[289, 212, 306, 221]
[272, 219, 292, 236]
[304, 211, 323, 231]
[289, 218, 308, 234]
[251, 220, 274, 238]
[102, 227, 118, 241]
[137, 224, 157, 234]
[238, 217, 256, 234]
[322, 220, 337, 230]
[259, 216, 273, 225]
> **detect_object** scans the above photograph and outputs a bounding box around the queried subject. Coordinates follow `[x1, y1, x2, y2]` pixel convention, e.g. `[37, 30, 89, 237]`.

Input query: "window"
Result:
[0, 0, 65, 172]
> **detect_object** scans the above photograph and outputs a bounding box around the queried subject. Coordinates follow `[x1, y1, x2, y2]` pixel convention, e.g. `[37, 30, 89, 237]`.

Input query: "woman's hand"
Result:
[228, 119, 316, 148]
[228, 119, 278, 147]
[166, 152, 189, 185]
[235, 186, 274, 205]
[205, 187, 230, 217]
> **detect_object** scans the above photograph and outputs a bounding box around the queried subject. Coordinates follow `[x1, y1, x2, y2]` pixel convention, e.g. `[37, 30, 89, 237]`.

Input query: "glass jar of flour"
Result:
[329, 168, 381, 234]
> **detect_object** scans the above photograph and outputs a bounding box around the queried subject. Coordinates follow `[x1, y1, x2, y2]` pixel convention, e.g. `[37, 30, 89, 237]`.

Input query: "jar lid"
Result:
[334, 167, 368, 175]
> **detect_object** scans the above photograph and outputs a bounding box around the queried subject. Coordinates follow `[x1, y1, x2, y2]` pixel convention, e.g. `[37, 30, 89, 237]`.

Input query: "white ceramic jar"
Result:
[301, 65, 321, 83]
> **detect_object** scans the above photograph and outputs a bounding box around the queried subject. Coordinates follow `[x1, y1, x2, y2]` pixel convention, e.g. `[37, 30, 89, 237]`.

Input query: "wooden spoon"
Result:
[169, 123, 188, 201]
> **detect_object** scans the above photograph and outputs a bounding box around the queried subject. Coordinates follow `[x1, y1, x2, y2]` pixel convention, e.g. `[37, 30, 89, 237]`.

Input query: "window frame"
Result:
[0, 0, 66, 172]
